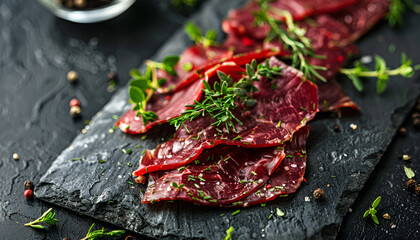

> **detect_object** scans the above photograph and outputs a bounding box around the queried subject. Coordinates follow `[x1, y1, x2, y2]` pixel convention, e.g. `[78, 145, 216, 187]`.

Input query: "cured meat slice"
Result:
[173, 48, 284, 92]
[236, 126, 310, 207]
[158, 45, 234, 89]
[333, 0, 390, 42]
[318, 80, 359, 112]
[116, 78, 205, 134]
[116, 64, 245, 134]
[222, 0, 358, 40]
[142, 144, 285, 206]
[133, 57, 318, 176]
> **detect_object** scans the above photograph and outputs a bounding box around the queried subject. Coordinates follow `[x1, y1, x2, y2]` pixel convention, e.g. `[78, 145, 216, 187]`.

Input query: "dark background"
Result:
[0, 0, 418, 239]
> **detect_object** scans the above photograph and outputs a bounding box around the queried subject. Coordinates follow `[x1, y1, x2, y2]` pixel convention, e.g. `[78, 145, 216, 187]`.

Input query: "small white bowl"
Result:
[37, 0, 136, 23]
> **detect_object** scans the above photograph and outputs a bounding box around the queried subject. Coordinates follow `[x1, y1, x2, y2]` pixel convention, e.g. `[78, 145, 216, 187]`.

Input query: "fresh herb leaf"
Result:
[253, 0, 326, 82]
[387, 0, 414, 27]
[363, 196, 381, 225]
[81, 223, 125, 240]
[231, 210, 240, 216]
[404, 166, 415, 178]
[276, 208, 285, 217]
[224, 226, 234, 240]
[185, 22, 218, 47]
[24, 208, 58, 229]
[168, 59, 282, 133]
[340, 53, 416, 93]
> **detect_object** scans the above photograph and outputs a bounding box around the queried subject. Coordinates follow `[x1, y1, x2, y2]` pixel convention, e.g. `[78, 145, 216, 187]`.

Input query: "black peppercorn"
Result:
[399, 127, 407, 135]
[24, 180, 34, 191]
[406, 179, 417, 189]
[413, 118, 420, 128]
[108, 71, 117, 81]
[313, 188, 325, 199]
[415, 186, 420, 195]
[333, 124, 340, 132]
[63, 237, 71, 240]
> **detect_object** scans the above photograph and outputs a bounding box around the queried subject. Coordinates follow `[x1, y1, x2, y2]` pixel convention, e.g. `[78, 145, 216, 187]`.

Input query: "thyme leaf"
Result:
[24, 208, 58, 229]
[168, 59, 282, 133]
[253, 0, 326, 82]
[185, 22, 218, 47]
[363, 196, 381, 225]
[81, 223, 125, 240]
[339, 53, 417, 93]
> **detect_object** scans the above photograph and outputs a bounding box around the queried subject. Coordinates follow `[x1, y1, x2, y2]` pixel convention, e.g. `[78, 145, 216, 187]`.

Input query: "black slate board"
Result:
[35, 0, 420, 239]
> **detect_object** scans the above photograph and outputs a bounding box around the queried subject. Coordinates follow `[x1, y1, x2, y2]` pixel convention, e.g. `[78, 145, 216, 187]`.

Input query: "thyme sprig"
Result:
[185, 22, 218, 47]
[224, 226, 234, 240]
[363, 196, 382, 225]
[24, 208, 58, 229]
[387, 0, 414, 27]
[129, 55, 180, 125]
[339, 54, 417, 93]
[81, 223, 125, 240]
[168, 59, 282, 133]
[253, 0, 327, 82]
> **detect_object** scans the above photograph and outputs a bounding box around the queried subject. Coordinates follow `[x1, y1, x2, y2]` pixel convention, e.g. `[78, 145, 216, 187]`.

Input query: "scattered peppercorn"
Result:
[382, 213, 391, 220]
[398, 127, 407, 136]
[107, 71, 117, 80]
[67, 70, 78, 83]
[413, 118, 420, 128]
[333, 124, 340, 132]
[402, 154, 411, 161]
[415, 103, 420, 112]
[313, 188, 325, 199]
[135, 175, 146, 184]
[70, 106, 82, 118]
[13, 153, 19, 160]
[24, 181, 34, 191]
[63, 237, 70, 240]
[69, 98, 80, 107]
[406, 179, 417, 189]
[415, 186, 420, 195]
[24, 189, 33, 199]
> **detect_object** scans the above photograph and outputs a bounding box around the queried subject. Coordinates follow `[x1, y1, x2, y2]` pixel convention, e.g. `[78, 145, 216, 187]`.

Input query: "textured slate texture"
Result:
[35, 0, 420, 239]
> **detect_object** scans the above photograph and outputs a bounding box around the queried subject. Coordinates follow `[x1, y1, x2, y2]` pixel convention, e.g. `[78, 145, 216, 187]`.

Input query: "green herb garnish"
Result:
[24, 208, 58, 229]
[387, 0, 414, 27]
[253, 0, 326, 82]
[81, 223, 125, 240]
[339, 54, 417, 93]
[185, 22, 218, 47]
[224, 226, 234, 240]
[404, 166, 415, 178]
[168, 59, 282, 133]
[363, 196, 381, 225]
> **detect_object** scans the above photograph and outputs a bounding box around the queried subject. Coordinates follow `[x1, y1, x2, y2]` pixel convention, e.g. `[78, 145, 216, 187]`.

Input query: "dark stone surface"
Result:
[34, 1, 420, 240]
[1, 0, 419, 240]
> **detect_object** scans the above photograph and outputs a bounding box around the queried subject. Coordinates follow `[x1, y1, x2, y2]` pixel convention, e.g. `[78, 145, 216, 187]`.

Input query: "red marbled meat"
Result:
[158, 44, 234, 90]
[222, 0, 358, 40]
[133, 57, 318, 176]
[237, 126, 310, 207]
[333, 0, 390, 42]
[318, 80, 359, 112]
[142, 144, 285, 206]
[116, 64, 245, 134]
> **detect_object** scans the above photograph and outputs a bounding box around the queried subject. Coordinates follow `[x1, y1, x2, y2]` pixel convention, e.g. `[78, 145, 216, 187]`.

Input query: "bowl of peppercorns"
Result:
[37, 0, 136, 23]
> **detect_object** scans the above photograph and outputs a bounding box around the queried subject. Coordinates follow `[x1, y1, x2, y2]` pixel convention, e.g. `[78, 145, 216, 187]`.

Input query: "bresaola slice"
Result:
[116, 78, 205, 134]
[333, 0, 390, 42]
[222, 0, 358, 40]
[318, 80, 359, 112]
[237, 126, 310, 207]
[117, 63, 246, 134]
[133, 57, 318, 176]
[142, 144, 285, 206]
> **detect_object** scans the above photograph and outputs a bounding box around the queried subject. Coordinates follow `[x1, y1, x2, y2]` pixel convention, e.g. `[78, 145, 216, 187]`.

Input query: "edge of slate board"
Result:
[36, 0, 420, 239]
